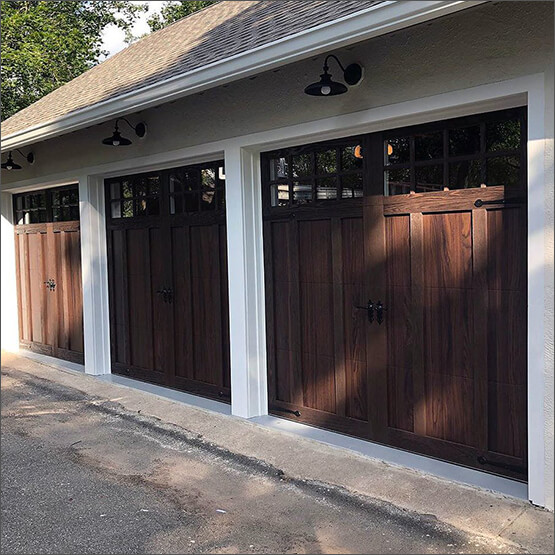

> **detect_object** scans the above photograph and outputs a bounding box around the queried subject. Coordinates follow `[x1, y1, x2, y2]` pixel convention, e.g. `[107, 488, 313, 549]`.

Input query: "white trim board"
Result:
[1, 1, 483, 151]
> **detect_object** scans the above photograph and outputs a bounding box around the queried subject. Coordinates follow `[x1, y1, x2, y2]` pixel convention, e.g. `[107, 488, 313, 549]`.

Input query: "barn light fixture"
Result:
[1, 149, 35, 171]
[304, 55, 363, 96]
[102, 117, 147, 146]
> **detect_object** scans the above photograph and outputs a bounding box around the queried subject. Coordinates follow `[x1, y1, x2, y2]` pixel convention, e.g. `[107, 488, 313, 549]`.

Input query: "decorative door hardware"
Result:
[355, 300, 374, 323]
[273, 406, 301, 417]
[477, 456, 526, 476]
[43, 278, 56, 291]
[156, 287, 173, 304]
[375, 300, 386, 325]
[474, 197, 525, 208]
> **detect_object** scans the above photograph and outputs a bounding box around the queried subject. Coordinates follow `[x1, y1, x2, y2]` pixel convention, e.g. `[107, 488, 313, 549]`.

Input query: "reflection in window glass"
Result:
[270, 183, 289, 206]
[486, 119, 521, 152]
[415, 132, 442, 161]
[201, 168, 216, 189]
[341, 145, 363, 171]
[449, 160, 482, 189]
[415, 165, 443, 193]
[316, 149, 337, 174]
[269, 158, 288, 181]
[385, 168, 411, 196]
[316, 177, 338, 200]
[449, 126, 480, 157]
[122, 181, 133, 198]
[291, 154, 312, 178]
[487, 156, 520, 187]
[292, 182, 312, 204]
[385, 137, 409, 165]
[341, 174, 363, 198]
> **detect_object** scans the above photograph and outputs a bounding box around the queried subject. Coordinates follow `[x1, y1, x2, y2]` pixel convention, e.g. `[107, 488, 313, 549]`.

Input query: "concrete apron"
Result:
[1, 351, 553, 554]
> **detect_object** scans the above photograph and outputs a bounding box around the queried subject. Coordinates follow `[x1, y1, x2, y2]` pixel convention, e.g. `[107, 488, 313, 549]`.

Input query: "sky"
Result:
[100, 1, 165, 59]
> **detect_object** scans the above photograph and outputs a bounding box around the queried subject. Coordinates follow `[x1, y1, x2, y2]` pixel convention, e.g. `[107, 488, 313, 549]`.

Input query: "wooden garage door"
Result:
[262, 108, 527, 480]
[14, 186, 84, 364]
[105, 162, 230, 401]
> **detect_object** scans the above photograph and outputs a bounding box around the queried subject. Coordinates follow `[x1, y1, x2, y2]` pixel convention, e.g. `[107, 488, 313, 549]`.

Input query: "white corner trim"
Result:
[1, 1, 482, 152]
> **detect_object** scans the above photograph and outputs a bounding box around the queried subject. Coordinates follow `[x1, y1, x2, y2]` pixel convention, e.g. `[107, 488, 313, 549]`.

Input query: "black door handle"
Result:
[355, 300, 374, 323]
[376, 300, 386, 325]
[474, 197, 525, 208]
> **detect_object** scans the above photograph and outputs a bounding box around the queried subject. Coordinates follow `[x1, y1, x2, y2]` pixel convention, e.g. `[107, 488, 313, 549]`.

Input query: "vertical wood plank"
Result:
[289, 219, 303, 407]
[410, 212, 427, 436]
[263, 220, 277, 403]
[332, 217, 346, 417]
[472, 208, 488, 451]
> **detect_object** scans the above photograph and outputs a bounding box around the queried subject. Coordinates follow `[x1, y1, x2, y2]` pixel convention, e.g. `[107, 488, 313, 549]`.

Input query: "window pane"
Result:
[146, 198, 159, 215]
[316, 177, 338, 200]
[385, 168, 411, 196]
[385, 137, 409, 165]
[269, 158, 288, 180]
[341, 174, 363, 198]
[122, 200, 133, 217]
[449, 160, 482, 189]
[111, 201, 121, 218]
[415, 132, 443, 161]
[449, 125, 480, 157]
[134, 179, 147, 197]
[341, 145, 363, 171]
[16, 197, 23, 210]
[70, 206, 80, 220]
[316, 149, 337, 174]
[38, 209, 47, 223]
[148, 178, 160, 196]
[487, 156, 520, 187]
[487, 119, 521, 152]
[184, 193, 198, 213]
[415, 165, 443, 193]
[216, 190, 225, 211]
[170, 195, 182, 215]
[110, 182, 120, 200]
[292, 182, 312, 204]
[270, 183, 289, 207]
[201, 168, 216, 189]
[291, 154, 312, 178]
[135, 198, 147, 216]
[169, 174, 182, 193]
[201, 188, 216, 210]
[122, 181, 133, 198]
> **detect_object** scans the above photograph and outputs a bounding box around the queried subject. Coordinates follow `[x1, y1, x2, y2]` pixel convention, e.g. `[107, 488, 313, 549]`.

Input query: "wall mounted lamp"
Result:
[102, 117, 147, 146]
[304, 55, 363, 97]
[1, 149, 35, 170]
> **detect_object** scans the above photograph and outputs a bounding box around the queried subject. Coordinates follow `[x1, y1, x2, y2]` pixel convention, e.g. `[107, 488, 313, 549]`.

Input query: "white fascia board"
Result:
[1, 1, 482, 152]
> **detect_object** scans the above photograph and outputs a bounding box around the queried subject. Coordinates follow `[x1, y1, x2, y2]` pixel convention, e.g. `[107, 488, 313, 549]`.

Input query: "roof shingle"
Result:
[2, 0, 381, 137]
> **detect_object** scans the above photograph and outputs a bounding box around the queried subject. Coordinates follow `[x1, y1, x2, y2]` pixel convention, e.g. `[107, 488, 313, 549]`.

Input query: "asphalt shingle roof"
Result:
[2, 0, 382, 138]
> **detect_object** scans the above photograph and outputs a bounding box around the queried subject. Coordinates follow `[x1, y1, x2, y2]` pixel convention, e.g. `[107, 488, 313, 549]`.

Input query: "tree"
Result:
[1, 1, 146, 120]
[146, 1, 215, 33]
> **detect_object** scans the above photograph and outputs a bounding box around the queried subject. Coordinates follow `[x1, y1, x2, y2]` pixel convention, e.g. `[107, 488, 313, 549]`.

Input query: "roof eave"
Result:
[1, 1, 483, 152]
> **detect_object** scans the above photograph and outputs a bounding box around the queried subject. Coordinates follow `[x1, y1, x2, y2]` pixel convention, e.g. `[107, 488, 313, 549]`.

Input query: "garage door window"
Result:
[13, 185, 79, 224]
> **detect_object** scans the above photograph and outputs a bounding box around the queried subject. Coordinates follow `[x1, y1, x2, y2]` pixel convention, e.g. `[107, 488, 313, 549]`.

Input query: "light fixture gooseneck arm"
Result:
[115, 117, 138, 132]
[323, 54, 346, 73]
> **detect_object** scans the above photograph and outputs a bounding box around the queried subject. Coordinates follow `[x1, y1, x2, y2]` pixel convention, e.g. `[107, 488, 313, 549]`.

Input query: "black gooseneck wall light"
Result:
[304, 54, 363, 97]
[102, 117, 147, 146]
[1, 149, 35, 170]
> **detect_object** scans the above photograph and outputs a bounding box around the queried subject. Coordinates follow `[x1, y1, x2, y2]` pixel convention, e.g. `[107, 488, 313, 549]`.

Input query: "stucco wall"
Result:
[1, 1, 553, 186]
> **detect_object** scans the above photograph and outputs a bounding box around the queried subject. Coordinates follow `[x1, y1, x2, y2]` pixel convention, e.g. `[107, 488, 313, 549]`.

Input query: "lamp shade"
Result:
[304, 71, 348, 97]
[1, 152, 22, 170]
[102, 130, 132, 146]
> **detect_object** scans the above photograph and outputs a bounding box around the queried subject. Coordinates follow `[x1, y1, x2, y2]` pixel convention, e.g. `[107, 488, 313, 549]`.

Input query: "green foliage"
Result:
[1, 1, 146, 120]
[147, 1, 215, 32]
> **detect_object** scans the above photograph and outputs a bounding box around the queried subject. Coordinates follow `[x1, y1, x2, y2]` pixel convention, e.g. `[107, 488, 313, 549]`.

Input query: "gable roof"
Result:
[1, 0, 381, 138]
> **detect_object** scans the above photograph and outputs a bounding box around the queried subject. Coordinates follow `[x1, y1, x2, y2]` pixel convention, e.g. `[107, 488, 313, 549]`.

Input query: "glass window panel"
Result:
[316, 177, 338, 200]
[415, 165, 444, 193]
[292, 182, 312, 204]
[201, 188, 216, 210]
[38, 210, 47, 223]
[110, 182, 121, 200]
[385, 168, 411, 196]
[145, 198, 159, 215]
[415, 132, 443, 161]
[385, 137, 409, 165]
[449, 160, 482, 189]
[487, 156, 520, 187]
[216, 190, 225, 211]
[122, 200, 134, 218]
[184, 193, 198, 213]
[170, 194, 182, 215]
[341, 145, 363, 171]
[169, 174, 183, 193]
[70, 206, 80, 220]
[270, 183, 289, 207]
[52, 208, 61, 221]
[341, 174, 363, 198]
[16, 197, 23, 210]
[316, 149, 337, 174]
[122, 181, 133, 198]
[291, 154, 312, 178]
[69, 189, 79, 204]
[61, 207, 71, 221]
[201, 168, 216, 189]
[111, 202, 121, 218]
[269, 158, 288, 181]
[148, 178, 160, 195]
[183, 169, 199, 192]
[449, 125, 480, 157]
[134, 179, 147, 197]
[486, 119, 521, 152]
[135, 198, 147, 216]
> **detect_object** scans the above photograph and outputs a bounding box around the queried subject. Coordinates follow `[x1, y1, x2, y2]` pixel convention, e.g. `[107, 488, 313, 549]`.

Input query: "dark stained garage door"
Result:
[105, 161, 230, 401]
[262, 108, 528, 480]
